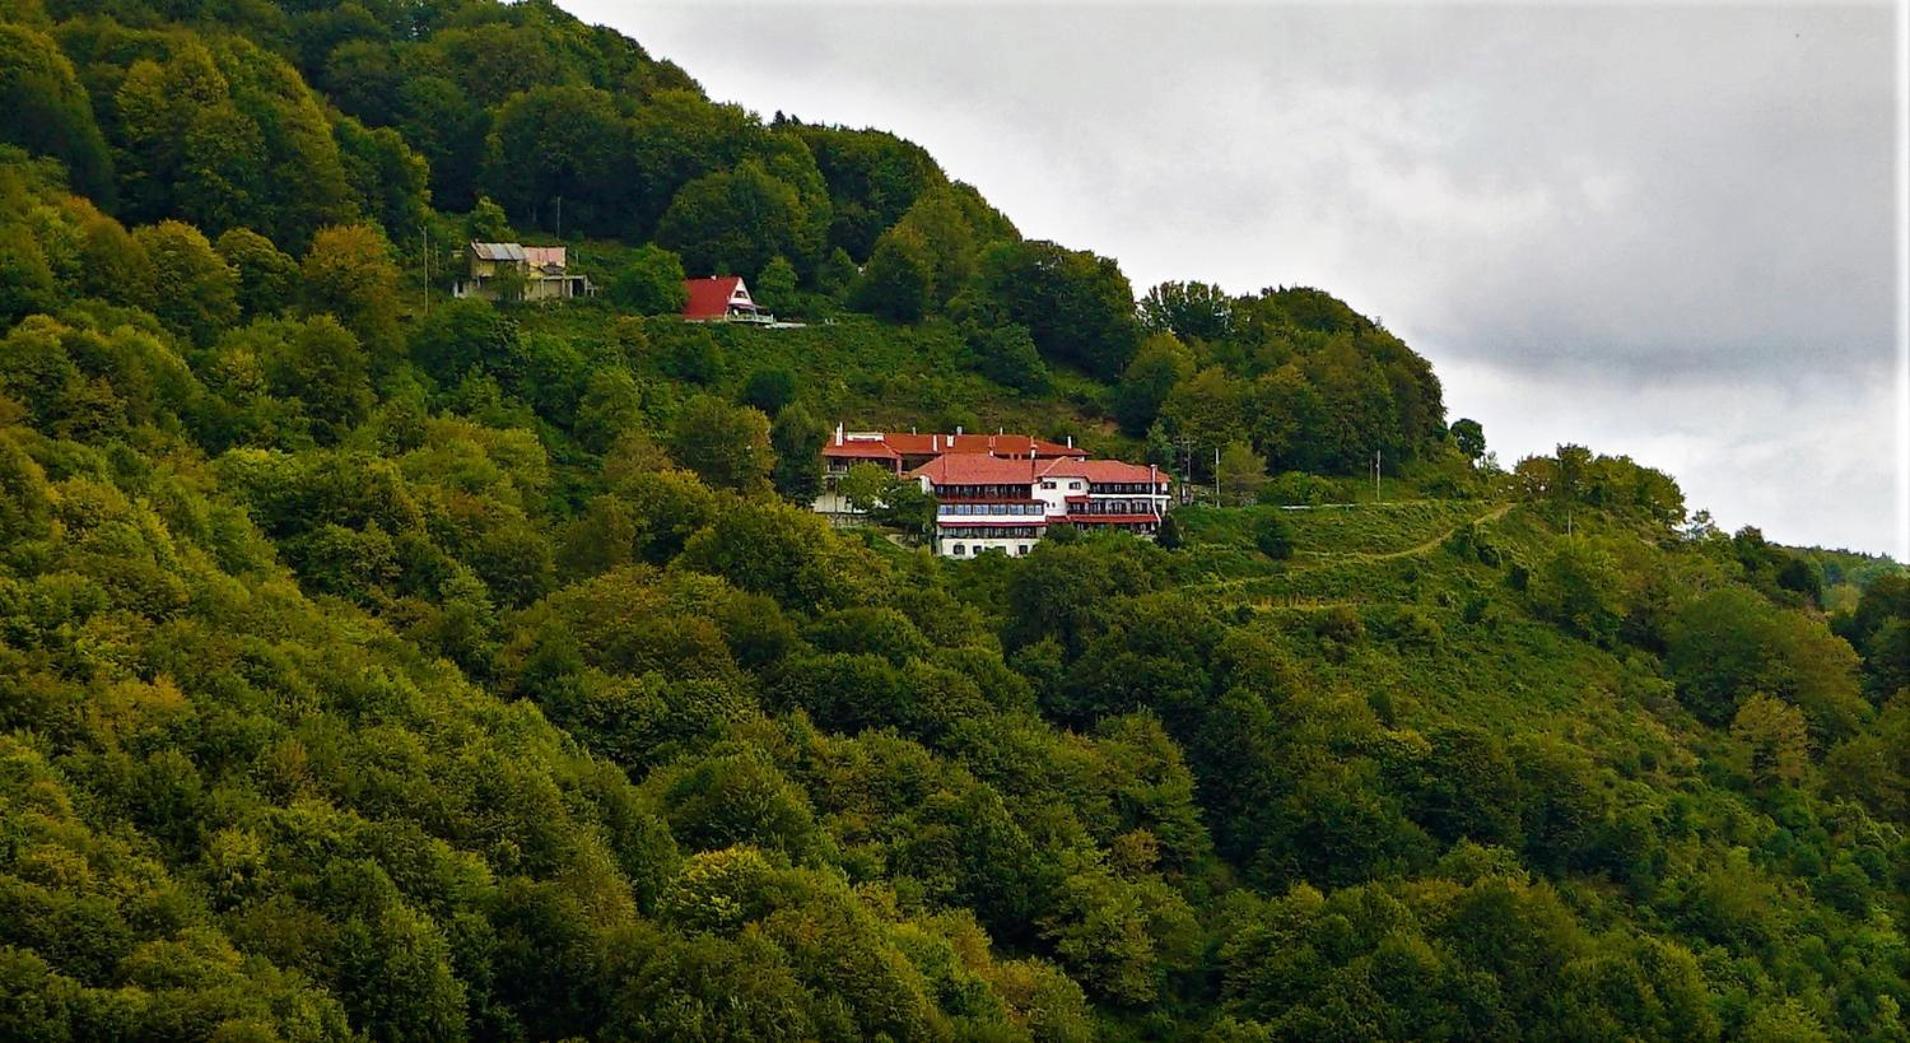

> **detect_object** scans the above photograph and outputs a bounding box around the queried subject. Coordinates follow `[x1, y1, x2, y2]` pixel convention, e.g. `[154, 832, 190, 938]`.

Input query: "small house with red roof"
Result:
[681, 276, 772, 324]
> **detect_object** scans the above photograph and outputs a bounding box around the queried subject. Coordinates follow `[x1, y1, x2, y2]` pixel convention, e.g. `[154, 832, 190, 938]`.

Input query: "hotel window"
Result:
[952, 544, 966, 556]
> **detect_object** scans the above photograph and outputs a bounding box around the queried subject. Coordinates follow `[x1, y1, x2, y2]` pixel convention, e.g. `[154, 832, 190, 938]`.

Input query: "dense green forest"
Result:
[0, 0, 1905, 1039]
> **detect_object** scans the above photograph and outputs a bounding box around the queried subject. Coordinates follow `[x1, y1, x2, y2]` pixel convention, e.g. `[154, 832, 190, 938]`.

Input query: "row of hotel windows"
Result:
[938, 503, 1045, 516]
[934, 484, 1033, 498]
[936, 496, 1168, 515]
[938, 525, 1043, 539]
[1039, 480, 1164, 494]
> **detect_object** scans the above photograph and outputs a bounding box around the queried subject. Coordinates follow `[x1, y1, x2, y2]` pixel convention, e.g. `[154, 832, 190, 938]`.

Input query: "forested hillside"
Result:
[0, 0, 1905, 1040]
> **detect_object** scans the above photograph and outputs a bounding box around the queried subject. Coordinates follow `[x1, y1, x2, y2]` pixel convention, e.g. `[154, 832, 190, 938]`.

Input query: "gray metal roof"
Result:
[469, 241, 526, 262]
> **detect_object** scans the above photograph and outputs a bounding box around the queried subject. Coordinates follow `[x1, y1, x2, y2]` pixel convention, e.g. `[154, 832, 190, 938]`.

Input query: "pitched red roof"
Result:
[682, 276, 743, 320]
[909, 455, 1042, 486]
[822, 441, 901, 461]
[1039, 459, 1169, 484]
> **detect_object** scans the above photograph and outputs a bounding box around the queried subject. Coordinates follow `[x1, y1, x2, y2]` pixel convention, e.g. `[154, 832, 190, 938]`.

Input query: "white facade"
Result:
[939, 534, 1041, 558]
[912, 459, 1172, 558]
[1034, 475, 1086, 516]
[927, 495, 1047, 558]
[808, 429, 1172, 557]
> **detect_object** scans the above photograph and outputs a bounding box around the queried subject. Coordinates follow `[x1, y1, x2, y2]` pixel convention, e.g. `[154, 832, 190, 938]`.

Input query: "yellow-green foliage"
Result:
[0, 2, 1904, 1040]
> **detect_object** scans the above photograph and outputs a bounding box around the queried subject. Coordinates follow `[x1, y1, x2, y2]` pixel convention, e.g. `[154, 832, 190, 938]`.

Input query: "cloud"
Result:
[569, 1, 1901, 555]
[1439, 355, 1898, 553]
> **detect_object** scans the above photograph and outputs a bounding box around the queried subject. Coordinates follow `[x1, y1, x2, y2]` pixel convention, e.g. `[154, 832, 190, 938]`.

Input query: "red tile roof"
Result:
[682, 276, 744, 320]
[1039, 459, 1169, 484]
[822, 441, 901, 460]
[909, 455, 1042, 486]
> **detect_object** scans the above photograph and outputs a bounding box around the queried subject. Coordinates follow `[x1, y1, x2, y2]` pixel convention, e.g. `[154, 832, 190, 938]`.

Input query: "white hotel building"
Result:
[908, 454, 1172, 558]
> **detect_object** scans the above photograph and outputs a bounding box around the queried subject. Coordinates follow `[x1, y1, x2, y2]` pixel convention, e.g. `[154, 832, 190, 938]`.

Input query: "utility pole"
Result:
[554, 195, 563, 240]
[1373, 449, 1381, 503]
[1214, 446, 1221, 506]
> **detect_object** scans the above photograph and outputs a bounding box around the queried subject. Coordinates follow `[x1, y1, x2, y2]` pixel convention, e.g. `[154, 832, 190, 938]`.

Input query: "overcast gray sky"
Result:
[569, 1, 1904, 557]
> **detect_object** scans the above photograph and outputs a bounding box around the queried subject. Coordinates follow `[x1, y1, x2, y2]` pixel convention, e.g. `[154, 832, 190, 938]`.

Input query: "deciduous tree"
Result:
[135, 219, 237, 343]
[301, 223, 401, 363]
[974, 239, 1141, 379]
[769, 404, 825, 503]
[667, 395, 773, 494]
[609, 244, 689, 315]
[215, 227, 299, 319]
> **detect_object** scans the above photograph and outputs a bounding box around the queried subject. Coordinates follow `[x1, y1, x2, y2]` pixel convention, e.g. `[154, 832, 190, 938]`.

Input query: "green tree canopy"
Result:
[483, 84, 631, 235]
[0, 23, 112, 201]
[301, 223, 401, 362]
[1114, 333, 1196, 437]
[608, 244, 690, 315]
[667, 394, 774, 494]
[974, 239, 1142, 379]
[1450, 417, 1486, 461]
[215, 226, 299, 319]
[135, 219, 237, 343]
[768, 404, 825, 503]
[657, 159, 817, 281]
[1139, 280, 1234, 343]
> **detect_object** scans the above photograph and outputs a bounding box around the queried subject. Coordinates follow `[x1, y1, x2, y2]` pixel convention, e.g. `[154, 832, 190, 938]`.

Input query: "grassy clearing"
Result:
[1174, 499, 1515, 589]
[1181, 499, 1492, 556]
[519, 306, 1130, 454]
